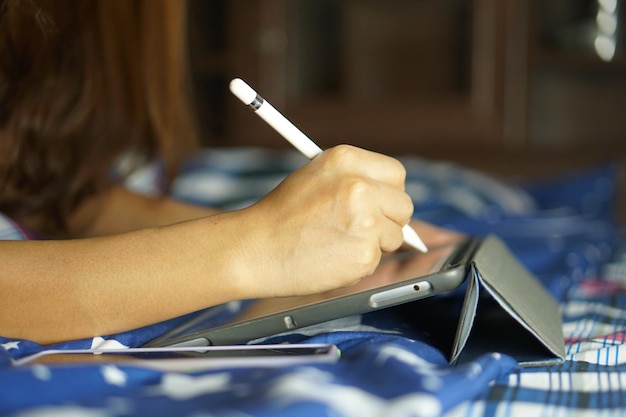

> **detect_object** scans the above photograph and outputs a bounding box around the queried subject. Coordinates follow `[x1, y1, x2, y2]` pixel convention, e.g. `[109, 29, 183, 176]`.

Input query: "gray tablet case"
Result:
[451, 235, 564, 366]
[145, 235, 565, 366]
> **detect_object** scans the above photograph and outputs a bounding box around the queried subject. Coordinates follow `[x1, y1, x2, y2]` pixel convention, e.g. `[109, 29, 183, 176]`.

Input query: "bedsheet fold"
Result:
[1, 148, 623, 417]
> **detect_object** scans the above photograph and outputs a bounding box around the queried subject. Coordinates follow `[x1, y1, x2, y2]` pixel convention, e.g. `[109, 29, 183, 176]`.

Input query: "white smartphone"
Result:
[11, 344, 340, 372]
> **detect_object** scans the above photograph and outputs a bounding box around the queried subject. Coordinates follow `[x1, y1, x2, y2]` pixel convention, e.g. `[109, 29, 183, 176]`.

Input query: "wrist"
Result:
[193, 210, 270, 302]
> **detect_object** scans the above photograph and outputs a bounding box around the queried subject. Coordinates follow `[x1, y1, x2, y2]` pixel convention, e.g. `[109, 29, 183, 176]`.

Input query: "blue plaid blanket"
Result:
[1, 148, 624, 417]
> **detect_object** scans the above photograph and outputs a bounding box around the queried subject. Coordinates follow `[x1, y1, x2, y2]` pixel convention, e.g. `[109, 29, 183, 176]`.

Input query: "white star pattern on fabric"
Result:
[90, 337, 128, 350]
[1, 341, 20, 351]
[270, 367, 442, 417]
[149, 373, 231, 400]
[101, 366, 127, 387]
[375, 345, 450, 391]
[31, 364, 52, 381]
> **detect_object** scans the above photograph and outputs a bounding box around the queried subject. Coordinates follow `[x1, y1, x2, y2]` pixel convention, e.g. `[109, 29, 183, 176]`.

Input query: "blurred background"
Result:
[186, 0, 626, 184]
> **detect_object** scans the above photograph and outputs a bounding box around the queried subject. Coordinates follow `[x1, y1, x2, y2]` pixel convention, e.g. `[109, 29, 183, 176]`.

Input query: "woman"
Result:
[0, 0, 454, 345]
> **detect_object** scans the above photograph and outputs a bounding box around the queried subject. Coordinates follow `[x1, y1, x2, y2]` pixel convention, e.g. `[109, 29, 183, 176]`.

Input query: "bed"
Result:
[1, 147, 625, 417]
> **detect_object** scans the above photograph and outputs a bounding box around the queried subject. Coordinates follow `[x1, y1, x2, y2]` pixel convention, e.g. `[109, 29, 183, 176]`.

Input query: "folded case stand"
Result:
[401, 235, 565, 367]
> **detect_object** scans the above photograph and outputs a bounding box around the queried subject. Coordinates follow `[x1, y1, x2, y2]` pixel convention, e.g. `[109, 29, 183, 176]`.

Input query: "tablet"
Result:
[145, 237, 479, 348]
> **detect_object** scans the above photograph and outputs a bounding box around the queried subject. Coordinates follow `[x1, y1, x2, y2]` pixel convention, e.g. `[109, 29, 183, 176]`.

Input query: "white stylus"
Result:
[229, 78, 428, 253]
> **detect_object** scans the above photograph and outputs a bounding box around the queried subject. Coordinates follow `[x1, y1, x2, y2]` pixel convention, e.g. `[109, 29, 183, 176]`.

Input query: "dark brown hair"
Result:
[0, 0, 198, 233]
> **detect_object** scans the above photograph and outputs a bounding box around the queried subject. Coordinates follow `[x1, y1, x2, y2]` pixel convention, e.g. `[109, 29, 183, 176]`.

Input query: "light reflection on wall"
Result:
[594, 0, 619, 61]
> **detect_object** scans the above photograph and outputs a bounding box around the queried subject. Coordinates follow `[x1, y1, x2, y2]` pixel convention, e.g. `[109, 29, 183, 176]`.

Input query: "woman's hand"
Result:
[236, 145, 416, 298]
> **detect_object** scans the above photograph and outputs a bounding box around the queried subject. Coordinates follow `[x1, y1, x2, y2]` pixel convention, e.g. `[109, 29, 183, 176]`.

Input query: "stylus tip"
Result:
[402, 225, 428, 253]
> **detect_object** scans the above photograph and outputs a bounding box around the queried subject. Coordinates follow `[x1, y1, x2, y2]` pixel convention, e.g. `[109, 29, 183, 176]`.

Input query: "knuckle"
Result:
[362, 214, 377, 229]
[342, 177, 374, 202]
[389, 159, 407, 185]
[325, 144, 359, 165]
[356, 244, 382, 276]
[353, 214, 377, 232]
[401, 193, 415, 221]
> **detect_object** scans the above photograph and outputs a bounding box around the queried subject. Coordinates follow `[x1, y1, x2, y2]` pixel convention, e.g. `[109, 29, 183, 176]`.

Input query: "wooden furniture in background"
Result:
[187, 0, 626, 182]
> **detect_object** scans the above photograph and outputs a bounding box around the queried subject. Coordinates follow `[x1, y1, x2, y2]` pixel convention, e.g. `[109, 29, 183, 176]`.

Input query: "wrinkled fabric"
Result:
[0, 148, 622, 417]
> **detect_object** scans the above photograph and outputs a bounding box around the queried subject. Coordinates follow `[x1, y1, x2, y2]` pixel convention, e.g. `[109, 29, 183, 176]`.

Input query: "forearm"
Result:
[68, 185, 221, 238]
[0, 212, 250, 345]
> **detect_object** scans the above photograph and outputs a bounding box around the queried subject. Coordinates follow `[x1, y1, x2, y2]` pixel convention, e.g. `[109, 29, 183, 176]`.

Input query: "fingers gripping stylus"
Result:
[229, 78, 428, 253]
